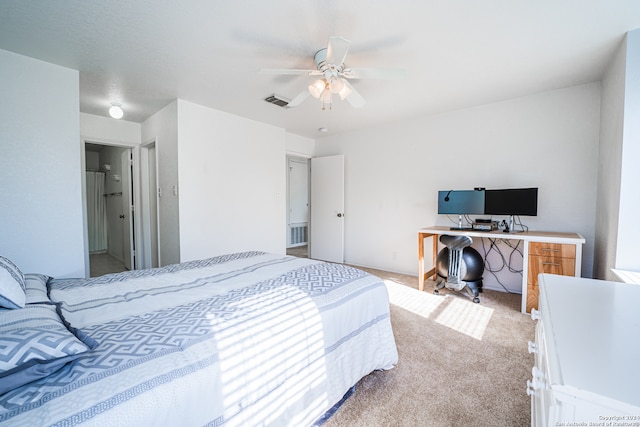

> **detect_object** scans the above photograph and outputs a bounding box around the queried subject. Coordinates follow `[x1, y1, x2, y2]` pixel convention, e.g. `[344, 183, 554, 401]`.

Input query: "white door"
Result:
[121, 149, 135, 270]
[310, 155, 344, 263]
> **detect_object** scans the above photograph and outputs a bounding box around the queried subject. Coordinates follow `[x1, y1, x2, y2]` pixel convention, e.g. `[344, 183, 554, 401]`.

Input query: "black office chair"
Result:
[434, 235, 484, 303]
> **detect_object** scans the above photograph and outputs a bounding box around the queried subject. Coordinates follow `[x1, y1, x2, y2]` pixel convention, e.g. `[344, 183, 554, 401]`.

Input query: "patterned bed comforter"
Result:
[0, 252, 398, 426]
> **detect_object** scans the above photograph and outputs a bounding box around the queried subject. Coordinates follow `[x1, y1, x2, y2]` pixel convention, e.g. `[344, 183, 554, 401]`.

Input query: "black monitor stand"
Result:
[450, 214, 472, 231]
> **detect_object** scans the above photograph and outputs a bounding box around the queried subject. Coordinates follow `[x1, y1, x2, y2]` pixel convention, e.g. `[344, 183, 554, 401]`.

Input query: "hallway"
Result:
[286, 245, 308, 258]
[90, 253, 127, 277]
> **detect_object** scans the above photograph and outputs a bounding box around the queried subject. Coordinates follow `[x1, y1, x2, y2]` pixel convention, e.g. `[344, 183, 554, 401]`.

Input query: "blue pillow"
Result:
[0, 303, 98, 395]
[0, 256, 26, 309]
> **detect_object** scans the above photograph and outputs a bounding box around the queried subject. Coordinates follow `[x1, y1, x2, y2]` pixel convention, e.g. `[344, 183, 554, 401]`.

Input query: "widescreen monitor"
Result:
[484, 188, 538, 216]
[437, 190, 485, 215]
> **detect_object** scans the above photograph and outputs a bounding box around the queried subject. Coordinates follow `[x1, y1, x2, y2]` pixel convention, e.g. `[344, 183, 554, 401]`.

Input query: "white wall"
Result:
[315, 83, 601, 292]
[0, 49, 84, 277]
[176, 100, 286, 261]
[80, 112, 141, 145]
[286, 133, 315, 158]
[86, 151, 100, 170]
[595, 29, 640, 278]
[594, 37, 626, 280]
[616, 30, 640, 272]
[142, 101, 180, 266]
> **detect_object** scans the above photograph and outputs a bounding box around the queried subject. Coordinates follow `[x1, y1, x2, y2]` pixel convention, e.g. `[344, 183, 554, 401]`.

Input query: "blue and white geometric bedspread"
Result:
[0, 252, 398, 426]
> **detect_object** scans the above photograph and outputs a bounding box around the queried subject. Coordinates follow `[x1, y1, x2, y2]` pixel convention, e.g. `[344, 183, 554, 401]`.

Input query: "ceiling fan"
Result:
[260, 36, 405, 110]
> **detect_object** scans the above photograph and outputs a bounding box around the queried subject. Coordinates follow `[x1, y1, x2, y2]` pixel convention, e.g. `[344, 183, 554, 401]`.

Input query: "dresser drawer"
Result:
[529, 242, 576, 258]
[528, 256, 575, 285]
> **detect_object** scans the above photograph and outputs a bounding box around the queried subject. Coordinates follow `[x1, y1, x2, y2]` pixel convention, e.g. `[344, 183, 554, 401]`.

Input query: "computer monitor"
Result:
[484, 188, 538, 216]
[438, 190, 485, 215]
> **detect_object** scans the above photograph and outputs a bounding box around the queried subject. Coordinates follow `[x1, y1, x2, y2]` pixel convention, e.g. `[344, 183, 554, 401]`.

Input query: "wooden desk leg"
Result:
[418, 233, 425, 291]
[418, 232, 438, 291]
[432, 234, 438, 280]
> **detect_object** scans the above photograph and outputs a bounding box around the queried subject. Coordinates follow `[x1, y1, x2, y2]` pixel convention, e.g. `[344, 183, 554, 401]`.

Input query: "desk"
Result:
[418, 226, 585, 313]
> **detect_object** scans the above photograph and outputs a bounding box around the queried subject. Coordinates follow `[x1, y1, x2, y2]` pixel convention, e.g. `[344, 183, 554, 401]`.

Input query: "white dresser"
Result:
[528, 274, 640, 426]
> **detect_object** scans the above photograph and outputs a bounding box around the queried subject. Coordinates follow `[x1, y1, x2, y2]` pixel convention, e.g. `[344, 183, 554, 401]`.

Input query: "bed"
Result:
[0, 251, 398, 426]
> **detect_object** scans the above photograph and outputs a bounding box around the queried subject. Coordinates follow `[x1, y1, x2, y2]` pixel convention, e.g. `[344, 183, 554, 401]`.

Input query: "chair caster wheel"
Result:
[434, 289, 439, 295]
[473, 297, 480, 304]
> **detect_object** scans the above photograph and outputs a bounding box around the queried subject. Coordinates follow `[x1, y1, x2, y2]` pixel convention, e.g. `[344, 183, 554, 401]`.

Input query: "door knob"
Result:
[119, 214, 125, 219]
[337, 213, 343, 217]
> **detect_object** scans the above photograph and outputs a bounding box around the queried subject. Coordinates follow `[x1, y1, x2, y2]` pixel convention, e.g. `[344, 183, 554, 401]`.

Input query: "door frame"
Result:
[121, 149, 135, 270]
[140, 138, 161, 268]
[286, 155, 310, 249]
[81, 138, 144, 277]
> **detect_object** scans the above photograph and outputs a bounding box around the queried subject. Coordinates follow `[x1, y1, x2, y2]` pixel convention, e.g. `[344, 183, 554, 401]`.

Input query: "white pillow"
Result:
[0, 255, 26, 309]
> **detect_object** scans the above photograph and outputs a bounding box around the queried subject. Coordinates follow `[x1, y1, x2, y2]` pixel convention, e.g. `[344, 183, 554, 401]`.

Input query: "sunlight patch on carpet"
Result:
[384, 279, 445, 318]
[434, 298, 494, 340]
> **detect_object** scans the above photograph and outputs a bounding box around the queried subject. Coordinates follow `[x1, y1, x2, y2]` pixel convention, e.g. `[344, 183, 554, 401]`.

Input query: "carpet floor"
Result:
[323, 267, 535, 427]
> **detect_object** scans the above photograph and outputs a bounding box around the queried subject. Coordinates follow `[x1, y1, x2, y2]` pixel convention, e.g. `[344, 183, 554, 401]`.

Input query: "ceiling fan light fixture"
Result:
[328, 76, 345, 94]
[308, 80, 325, 98]
[320, 87, 333, 110]
[260, 36, 405, 110]
[320, 88, 332, 103]
[337, 82, 352, 101]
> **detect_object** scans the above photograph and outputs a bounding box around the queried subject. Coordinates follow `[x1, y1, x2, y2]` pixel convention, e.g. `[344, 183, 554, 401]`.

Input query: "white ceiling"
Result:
[1, 0, 639, 139]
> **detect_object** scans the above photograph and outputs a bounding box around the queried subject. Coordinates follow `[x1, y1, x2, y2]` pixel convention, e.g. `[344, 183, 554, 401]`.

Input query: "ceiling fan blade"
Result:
[342, 80, 365, 108]
[259, 68, 321, 76]
[342, 67, 407, 80]
[326, 36, 350, 66]
[286, 90, 310, 108]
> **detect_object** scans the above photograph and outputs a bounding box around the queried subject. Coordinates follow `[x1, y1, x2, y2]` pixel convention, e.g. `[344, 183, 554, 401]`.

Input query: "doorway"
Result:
[84, 142, 137, 277]
[286, 156, 309, 258]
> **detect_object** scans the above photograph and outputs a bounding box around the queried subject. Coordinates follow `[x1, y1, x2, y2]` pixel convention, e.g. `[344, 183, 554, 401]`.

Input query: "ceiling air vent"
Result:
[265, 94, 290, 108]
